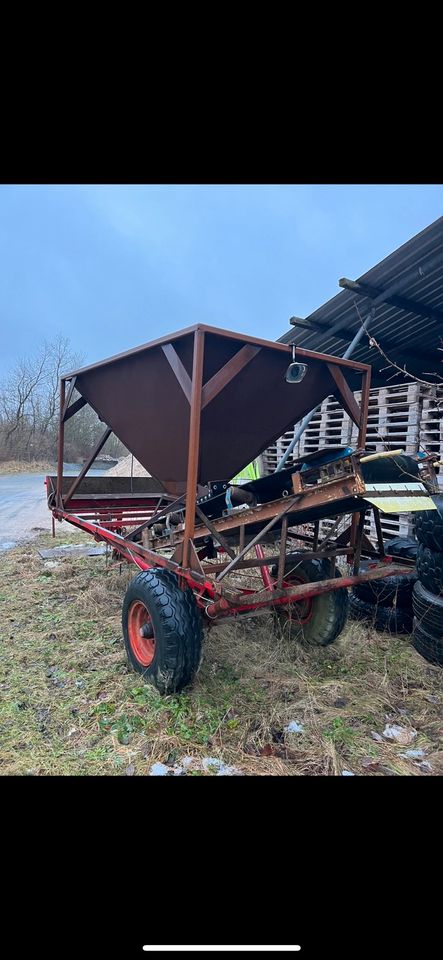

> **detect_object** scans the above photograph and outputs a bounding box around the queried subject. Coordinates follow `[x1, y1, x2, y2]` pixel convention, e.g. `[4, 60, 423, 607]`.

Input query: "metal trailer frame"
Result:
[47, 325, 420, 625]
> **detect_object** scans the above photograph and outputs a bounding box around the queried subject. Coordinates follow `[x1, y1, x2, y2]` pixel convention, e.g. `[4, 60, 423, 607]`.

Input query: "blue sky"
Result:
[0, 183, 442, 374]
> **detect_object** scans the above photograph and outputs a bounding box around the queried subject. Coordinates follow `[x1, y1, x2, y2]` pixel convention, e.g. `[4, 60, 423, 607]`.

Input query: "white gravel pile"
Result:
[106, 454, 151, 478]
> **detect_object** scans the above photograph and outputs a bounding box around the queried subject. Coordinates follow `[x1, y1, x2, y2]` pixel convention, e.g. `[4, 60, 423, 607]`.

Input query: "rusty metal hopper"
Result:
[63, 324, 369, 495]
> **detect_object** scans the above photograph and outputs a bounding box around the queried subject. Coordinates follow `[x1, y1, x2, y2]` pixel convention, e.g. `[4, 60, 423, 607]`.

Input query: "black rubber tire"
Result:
[412, 620, 443, 666]
[416, 543, 443, 595]
[412, 580, 443, 638]
[270, 555, 349, 646]
[414, 495, 443, 551]
[349, 592, 413, 634]
[353, 560, 416, 607]
[122, 568, 203, 694]
[383, 536, 418, 561]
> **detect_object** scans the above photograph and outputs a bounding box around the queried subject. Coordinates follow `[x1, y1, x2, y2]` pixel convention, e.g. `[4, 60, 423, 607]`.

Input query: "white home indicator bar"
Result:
[143, 948, 301, 953]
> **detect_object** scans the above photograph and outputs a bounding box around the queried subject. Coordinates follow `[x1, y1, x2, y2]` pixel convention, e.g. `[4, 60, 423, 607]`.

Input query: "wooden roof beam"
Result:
[339, 277, 443, 324]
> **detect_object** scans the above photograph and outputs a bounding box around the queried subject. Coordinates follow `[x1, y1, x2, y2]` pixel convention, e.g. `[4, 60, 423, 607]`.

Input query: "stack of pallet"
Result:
[262, 380, 434, 541]
[350, 382, 421, 455]
[419, 384, 443, 467]
[300, 395, 353, 456]
[261, 397, 352, 472]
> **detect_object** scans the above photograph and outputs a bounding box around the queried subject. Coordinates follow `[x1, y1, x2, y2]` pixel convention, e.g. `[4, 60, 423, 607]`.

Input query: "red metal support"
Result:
[161, 343, 192, 403]
[277, 516, 289, 588]
[61, 376, 77, 421]
[56, 378, 66, 509]
[64, 427, 112, 504]
[64, 396, 87, 421]
[201, 344, 261, 409]
[358, 366, 371, 449]
[373, 506, 385, 557]
[349, 365, 372, 557]
[327, 362, 362, 427]
[255, 544, 273, 590]
[182, 329, 205, 569]
[215, 494, 300, 582]
[205, 562, 416, 619]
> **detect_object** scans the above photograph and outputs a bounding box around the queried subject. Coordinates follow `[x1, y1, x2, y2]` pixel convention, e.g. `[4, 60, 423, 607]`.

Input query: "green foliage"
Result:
[323, 717, 356, 747]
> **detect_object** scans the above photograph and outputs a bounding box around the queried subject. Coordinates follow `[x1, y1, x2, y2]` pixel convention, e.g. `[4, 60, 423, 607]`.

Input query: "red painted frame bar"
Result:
[56, 378, 65, 509]
[52, 506, 414, 619]
[182, 329, 205, 569]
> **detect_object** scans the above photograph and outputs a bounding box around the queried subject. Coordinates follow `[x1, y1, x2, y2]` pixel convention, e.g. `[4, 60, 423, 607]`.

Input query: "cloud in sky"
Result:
[0, 183, 442, 374]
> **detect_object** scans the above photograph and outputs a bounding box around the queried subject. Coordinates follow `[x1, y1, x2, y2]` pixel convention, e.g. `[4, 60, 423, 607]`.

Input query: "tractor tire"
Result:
[412, 620, 443, 666]
[414, 495, 443, 551]
[271, 555, 349, 646]
[353, 560, 416, 607]
[383, 536, 419, 561]
[122, 568, 203, 694]
[416, 543, 443, 596]
[412, 580, 443, 638]
[349, 592, 413, 634]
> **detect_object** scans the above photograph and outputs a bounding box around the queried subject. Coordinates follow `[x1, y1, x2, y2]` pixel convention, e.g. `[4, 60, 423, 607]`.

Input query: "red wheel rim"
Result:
[127, 600, 156, 666]
[281, 575, 313, 625]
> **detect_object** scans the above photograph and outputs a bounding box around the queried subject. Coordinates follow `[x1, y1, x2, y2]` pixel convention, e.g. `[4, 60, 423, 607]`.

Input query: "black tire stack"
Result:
[349, 537, 417, 634]
[413, 495, 443, 666]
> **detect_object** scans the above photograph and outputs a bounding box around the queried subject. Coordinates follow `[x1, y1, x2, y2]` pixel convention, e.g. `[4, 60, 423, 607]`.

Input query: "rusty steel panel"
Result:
[69, 325, 363, 494]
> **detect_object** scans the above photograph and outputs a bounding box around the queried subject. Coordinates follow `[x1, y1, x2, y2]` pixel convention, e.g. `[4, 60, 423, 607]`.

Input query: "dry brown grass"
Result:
[0, 460, 54, 475]
[1, 531, 442, 776]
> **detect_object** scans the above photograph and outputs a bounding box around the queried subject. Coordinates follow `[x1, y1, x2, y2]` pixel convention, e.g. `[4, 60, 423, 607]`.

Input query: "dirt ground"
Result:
[1, 530, 442, 776]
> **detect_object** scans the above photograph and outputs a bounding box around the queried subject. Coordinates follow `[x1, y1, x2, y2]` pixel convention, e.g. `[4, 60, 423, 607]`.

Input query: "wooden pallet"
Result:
[419, 386, 443, 473]
[299, 397, 352, 456]
[351, 383, 421, 454]
[263, 380, 426, 542]
[264, 382, 424, 470]
[317, 511, 414, 543]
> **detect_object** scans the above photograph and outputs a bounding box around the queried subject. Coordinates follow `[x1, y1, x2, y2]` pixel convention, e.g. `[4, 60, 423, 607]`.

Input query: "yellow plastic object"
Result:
[360, 449, 404, 463]
[364, 495, 436, 513]
[363, 480, 437, 513]
[230, 459, 261, 484]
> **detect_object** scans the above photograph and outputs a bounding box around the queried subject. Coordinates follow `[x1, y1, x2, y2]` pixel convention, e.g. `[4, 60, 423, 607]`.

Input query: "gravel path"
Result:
[0, 466, 109, 550]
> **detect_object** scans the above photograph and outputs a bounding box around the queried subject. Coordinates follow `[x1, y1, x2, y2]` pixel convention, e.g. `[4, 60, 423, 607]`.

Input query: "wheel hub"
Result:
[281, 575, 314, 625]
[128, 600, 156, 666]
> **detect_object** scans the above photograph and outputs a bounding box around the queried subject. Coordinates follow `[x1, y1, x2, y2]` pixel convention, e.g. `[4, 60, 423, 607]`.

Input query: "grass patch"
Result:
[0, 531, 442, 776]
[0, 460, 54, 475]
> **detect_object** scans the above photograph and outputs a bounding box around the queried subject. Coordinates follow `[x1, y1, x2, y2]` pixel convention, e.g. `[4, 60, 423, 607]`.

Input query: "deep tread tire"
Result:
[349, 592, 413, 634]
[412, 620, 443, 666]
[414, 495, 443, 551]
[383, 536, 418, 561]
[416, 543, 443, 595]
[412, 580, 443, 638]
[271, 555, 349, 646]
[353, 560, 416, 607]
[122, 568, 203, 694]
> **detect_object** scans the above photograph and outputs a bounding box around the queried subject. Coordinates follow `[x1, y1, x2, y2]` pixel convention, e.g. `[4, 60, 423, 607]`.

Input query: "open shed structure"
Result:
[266, 216, 443, 539]
[279, 215, 443, 384]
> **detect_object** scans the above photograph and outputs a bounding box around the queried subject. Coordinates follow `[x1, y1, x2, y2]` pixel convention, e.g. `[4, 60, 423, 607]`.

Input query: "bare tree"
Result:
[1, 345, 48, 444]
[40, 336, 83, 436]
[0, 335, 126, 464]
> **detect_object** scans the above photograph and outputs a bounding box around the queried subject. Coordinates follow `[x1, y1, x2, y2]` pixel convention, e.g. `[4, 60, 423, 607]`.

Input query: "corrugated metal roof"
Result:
[279, 216, 443, 385]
